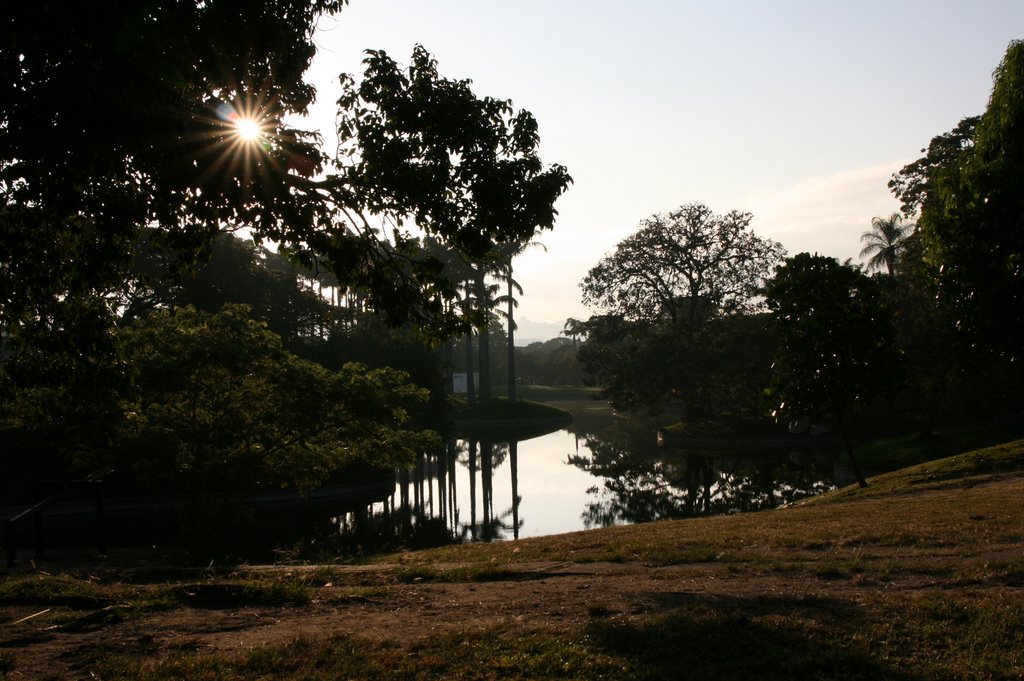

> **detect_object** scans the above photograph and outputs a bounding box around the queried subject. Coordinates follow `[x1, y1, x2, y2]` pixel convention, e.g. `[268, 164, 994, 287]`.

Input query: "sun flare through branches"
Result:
[233, 116, 263, 142]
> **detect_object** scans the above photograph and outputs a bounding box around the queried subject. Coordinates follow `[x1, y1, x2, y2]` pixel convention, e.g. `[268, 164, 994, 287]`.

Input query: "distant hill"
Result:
[513, 317, 566, 346]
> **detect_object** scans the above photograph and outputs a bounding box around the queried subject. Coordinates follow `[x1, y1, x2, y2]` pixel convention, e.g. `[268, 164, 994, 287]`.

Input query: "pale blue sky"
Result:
[298, 1, 1024, 332]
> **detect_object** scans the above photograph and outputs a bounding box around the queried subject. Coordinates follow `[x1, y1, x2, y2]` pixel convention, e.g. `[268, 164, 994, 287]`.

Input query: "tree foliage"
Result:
[581, 203, 785, 326]
[890, 40, 1024, 358]
[889, 116, 979, 218]
[337, 45, 572, 259]
[577, 203, 784, 414]
[119, 304, 436, 495]
[331, 45, 572, 329]
[1, 8, 570, 363]
[765, 254, 900, 487]
[124, 232, 330, 342]
[860, 213, 914, 276]
[2, 7, 572, 477]
[1, 1, 344, 330]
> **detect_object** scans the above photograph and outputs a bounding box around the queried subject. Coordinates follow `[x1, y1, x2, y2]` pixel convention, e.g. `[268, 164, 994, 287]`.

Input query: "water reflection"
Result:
[310, 408, 837, 557]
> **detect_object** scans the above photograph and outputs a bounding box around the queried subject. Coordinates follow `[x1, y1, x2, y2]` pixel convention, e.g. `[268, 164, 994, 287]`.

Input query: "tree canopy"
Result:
[765, 254, 900, 487]
[119, 304, 433, 490]
[576, 203, 784, 414]
[1, 6, 571, 355]
[581, 203, 785, 327]
[860, 213, 914, 276]
[1, 1, 344, 329]
[1, 3, 571, 502]
[890, 40, 1024, 358]
[329, 45, 572, 329]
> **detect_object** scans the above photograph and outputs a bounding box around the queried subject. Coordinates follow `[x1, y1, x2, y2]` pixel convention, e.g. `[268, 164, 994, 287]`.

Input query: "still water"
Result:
[5, 403, 840, 563]
[305, 403, 839, 557]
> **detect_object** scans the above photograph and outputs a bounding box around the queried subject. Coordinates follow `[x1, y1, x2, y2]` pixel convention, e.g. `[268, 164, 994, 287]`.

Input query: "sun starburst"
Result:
[234, 116, 263, 142]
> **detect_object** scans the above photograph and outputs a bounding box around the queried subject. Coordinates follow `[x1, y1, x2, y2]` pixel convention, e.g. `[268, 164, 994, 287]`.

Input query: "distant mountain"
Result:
[513, 317, 566, 346]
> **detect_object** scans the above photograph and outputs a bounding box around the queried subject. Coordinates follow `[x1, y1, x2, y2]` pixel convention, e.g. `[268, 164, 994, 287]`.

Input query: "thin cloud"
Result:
[747, 162, 907, 263]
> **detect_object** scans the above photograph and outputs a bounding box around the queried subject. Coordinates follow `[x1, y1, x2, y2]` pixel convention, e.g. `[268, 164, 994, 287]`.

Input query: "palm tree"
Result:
[860, 213, 915, 275]
[499, 234, 546, 404]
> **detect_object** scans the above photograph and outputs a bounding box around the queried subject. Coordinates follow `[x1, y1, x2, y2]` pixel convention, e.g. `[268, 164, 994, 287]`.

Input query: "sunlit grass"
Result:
[854, 425, 1024, 473]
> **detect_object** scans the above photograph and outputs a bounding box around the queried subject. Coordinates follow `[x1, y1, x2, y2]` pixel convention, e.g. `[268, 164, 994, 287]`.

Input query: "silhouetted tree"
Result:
[860, 213, 914, 276]
[578, 203, 784, 414]
[765, 254, 901, 488]
[581, 203, 785, 326]
[117, 304, 437, 554]
[890, 40, 1024, 359]
[334, 45, 572, 332]
[2, 13, 570, 469]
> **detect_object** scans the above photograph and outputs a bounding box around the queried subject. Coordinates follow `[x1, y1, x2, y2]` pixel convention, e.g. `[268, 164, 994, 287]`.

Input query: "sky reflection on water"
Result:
[375, 408, 838, 546]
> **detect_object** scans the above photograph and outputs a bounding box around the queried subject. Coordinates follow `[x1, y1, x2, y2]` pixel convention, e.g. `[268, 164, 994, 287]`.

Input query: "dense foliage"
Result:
[581, 203, 785, 325]
[765, 254, 900, 487]
[116, 304, 435, 552]
[0, 2, 571, 556]
[891, 40, 1024, 359]
[576, 203, 784, 414]
[569, 41, 1024, 450]
[332, 45, 572, 329]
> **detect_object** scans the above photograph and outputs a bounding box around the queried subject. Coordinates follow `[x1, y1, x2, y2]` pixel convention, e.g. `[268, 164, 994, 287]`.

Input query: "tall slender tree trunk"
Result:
[478, 321, 491, 400]
[468, 439, 478, 540]
[475, 272, 491, 400]
[506, 267, 517, 404]
[465, 330, 476, 406]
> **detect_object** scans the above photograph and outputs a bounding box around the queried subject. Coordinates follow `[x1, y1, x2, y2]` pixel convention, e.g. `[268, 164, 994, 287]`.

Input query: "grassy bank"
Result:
[450, 396, 572, 422]
[2, 440, 1023, 679]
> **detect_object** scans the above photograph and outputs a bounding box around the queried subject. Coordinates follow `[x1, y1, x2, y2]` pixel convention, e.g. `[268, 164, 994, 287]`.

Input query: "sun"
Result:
[234, 116, 263, 142]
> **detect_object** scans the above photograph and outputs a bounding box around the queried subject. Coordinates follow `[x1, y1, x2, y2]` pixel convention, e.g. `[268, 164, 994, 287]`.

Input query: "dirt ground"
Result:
[4, 473, 1024, 678]
[4, 552, 1010, 680]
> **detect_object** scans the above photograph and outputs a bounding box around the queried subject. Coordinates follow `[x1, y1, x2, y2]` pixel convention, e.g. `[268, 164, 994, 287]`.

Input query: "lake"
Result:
[3, 401, 841, 563]
[303, 401, 840, 558]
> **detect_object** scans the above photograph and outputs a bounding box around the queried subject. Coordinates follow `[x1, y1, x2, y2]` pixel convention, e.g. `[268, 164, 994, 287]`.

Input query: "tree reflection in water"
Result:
[570, 417, 835, 528]
[297, 417, 836, 559]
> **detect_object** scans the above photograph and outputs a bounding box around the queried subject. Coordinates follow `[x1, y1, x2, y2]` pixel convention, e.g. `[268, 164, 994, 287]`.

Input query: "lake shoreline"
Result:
[3, 439, 1023, 679]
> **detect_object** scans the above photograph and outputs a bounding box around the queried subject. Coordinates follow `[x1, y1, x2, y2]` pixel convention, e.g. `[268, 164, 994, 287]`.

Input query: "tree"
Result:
[765, 254, 901, 488]
[124, 232, 330, 344]
[889, 116, 979, 218]
[578, 203, 785, 414]
[581, 203, 786, 327]
[1, 1, 343, 331]
[1, 1, 347, 468]
[497, 233, 545, 403]
[118, 304, 436, 552]
[333, 45, 572, 331]
[860, 213, 914, 275]
[890, 41, 1024, 359]
[2, 13, 570, 467]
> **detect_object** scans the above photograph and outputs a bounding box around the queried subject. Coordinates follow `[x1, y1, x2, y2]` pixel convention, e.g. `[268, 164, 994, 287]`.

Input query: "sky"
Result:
[296, 1, 1024, 338]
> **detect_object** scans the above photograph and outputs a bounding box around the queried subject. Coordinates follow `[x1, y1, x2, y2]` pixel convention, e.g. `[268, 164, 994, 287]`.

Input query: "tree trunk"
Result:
[478, 320, 491, 400]
[443, 337, 454, 395]
[465, 331, 476, 405]
[506, 269, 517, 404]
[836, 408, 868, 488]
[475, 272, 491, 400]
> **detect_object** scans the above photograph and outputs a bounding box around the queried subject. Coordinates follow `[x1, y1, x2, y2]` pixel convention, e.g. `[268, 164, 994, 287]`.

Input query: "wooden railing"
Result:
[3, 466, 114, 568]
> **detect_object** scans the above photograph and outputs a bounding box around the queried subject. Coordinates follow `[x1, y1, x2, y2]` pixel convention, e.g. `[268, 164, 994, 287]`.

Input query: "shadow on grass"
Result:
[588, 593, 924, 681]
